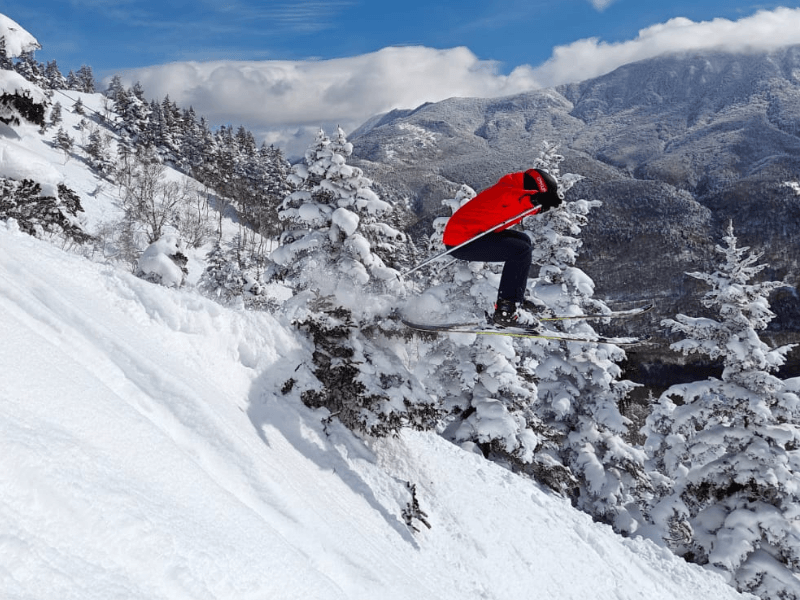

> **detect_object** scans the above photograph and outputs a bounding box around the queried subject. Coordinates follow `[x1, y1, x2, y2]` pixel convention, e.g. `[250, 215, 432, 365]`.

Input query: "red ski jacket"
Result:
[442, 171, 542, 247]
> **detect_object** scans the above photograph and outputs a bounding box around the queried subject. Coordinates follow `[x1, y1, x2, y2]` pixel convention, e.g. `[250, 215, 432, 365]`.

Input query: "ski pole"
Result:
[401, 204, 542, 278]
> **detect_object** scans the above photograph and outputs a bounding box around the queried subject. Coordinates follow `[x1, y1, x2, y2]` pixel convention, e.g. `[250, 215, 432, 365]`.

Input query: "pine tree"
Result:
[54, 126, 74, 157]
[49, 101, 62, 128]
[85, 127, 114, 174]
[269, 127, 439, 436]
[12, 49, 44, 85]
[643, 222, 800, 600]
[113, 81, 150, 146]
[253, 143, 293, 240]
[0, 38, 13, 70]
[199, 237, 275, 310]
[65, 69, 80, 91]
[75, 65, 95, 93]
[44, 60, 66, 89]
[524, 143, 651, 534]
[0, 179, 90, 243]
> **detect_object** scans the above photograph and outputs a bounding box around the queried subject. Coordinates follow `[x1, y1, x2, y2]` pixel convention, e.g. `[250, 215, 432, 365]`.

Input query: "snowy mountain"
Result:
[348, 46, 800, 364]
[0, 200, 749, 600]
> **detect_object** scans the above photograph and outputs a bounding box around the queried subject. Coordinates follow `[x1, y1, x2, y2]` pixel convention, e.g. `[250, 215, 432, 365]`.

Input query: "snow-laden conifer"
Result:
[644, 222, 800, 600]
[270, 127, 439, 436]
[525, 143, 651, 535]
[199, 235, 275, 310]
[136, 234, 188, 287]
[0, 15, 45, 127]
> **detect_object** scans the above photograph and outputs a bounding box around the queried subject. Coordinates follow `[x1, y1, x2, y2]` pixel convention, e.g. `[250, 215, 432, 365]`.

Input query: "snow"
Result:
[0, 13, 40, 57]
[137, 235, 186, 287]
[0, 126, 63, 197]
[0, 217, 751, 600]
[0, 70, 47, 103]
[332, 206, 360, 236]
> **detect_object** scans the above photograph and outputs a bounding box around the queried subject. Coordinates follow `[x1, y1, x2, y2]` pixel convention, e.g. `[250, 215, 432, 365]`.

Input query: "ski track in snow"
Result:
[0, 223, 751, 599]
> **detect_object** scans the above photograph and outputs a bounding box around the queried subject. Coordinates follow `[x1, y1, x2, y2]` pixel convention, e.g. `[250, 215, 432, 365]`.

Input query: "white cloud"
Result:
[531, 8, 800, 88]
[118, 46, 538, 157]
[116, 8, 800, 157]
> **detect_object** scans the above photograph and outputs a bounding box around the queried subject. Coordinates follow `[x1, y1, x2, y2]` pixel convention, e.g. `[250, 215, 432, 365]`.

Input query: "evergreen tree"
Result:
[113, 81, 150, 146]
[44, 60, 66, 89]
[525, 143, 651, 534]
[85, 127, 114, 174]
[49, 100, 62, 128]
[104, 74, 125, 102]
[65, 69, 80, 91]
[0, 179, 90, 243]
[269, 127, 439, 436]
[54, 126, 74, 157]
[643, 222, 800, 600]
[75, 64, 95, 93]
[0, 38, 13, 70]
[252, 142, 293, 240]
[12, 49, 44, 85]
[199, 236, 275, 310]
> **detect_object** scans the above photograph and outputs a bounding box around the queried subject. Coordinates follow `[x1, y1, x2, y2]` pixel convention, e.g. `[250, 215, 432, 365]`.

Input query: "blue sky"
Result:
[2, 0, 793, 75]
[3, 1, 800, 155]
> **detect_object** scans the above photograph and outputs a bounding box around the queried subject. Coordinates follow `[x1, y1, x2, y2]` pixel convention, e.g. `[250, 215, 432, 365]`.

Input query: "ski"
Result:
[401, 301, 652, 330]
[538, 302, 653, 322]
[401, 319, 649, 346]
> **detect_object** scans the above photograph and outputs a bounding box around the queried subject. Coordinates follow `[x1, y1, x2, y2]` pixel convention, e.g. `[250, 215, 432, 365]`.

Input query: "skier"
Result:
[443, 168, 561, 327]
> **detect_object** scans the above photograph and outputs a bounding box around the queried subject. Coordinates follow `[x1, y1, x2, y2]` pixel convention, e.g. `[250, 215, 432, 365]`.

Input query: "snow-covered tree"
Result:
[44, 60, 66, 89]
[644, 222, 800, 599]
[136, 234, 188, 287]
[524, 143, 652, 534]
[0, 179, 90, 243]
[85, 127, 114, 174]
[111, 81, 150, 146]
[74, 64, 95, 93]
[0, 15, 45, 127]
[48, 100, 62, 128]
[199, 236, 275, 310]
[54, 126, 73, 157]
[13, 49, 44, 86]
[270, 127, 439, 436]
[272, 127, 406, 293]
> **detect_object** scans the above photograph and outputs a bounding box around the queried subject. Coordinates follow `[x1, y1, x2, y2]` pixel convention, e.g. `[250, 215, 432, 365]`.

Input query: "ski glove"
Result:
[537, 189, 562, 212]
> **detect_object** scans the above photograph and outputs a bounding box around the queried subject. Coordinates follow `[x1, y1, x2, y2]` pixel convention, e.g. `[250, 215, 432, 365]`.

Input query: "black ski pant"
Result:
[447, 230, 532, 304]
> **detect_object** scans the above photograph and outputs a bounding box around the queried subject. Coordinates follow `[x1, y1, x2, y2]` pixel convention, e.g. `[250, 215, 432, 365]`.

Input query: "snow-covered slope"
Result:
[0, 219, 750, 599]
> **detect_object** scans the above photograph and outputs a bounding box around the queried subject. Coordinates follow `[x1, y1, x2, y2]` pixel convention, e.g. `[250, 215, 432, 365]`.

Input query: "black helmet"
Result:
[524, 169, 562, 212]
[523, 168, 558, 195]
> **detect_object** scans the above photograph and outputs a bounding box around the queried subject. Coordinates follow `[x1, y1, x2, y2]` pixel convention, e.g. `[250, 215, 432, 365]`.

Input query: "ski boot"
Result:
[491, 299, 542, 331]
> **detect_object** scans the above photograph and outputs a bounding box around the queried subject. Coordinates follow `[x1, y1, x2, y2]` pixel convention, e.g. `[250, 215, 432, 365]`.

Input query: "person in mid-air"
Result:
[442, 168, 562, 328]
